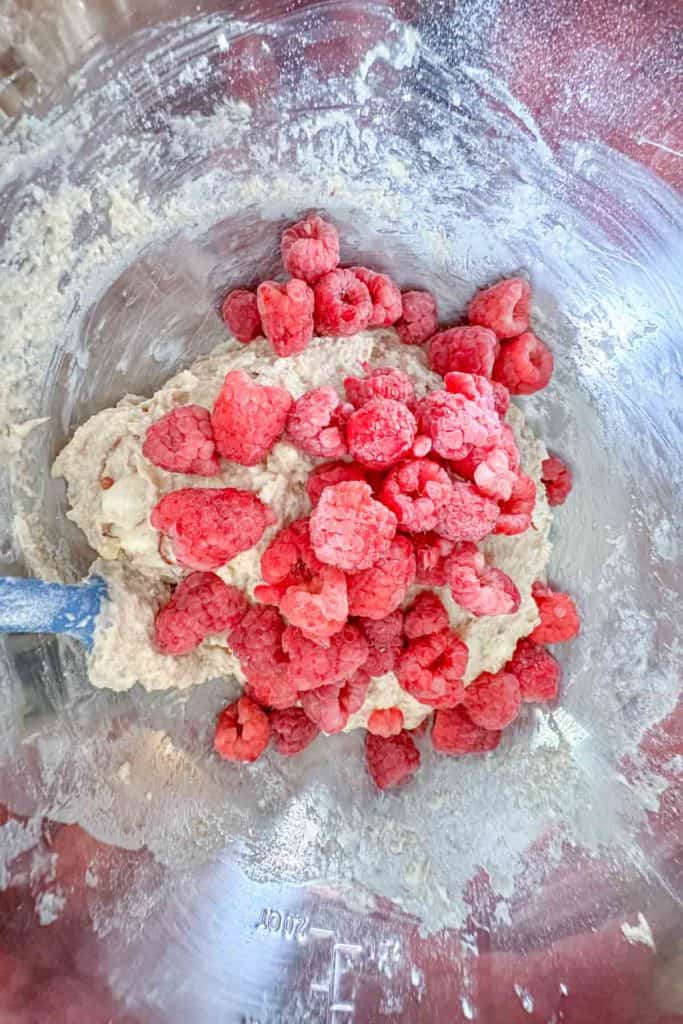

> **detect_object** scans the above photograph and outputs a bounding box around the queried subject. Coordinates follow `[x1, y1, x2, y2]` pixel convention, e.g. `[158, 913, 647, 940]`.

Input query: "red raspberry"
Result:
[493, 473, 536, 535]
[397, 628, 467, 708]
[314, 268, 372, 336]
[211, 370, 292, 466]
[463, 670, 521, 730]
[154, 571, 248, 655]
[281, 214, 340, 283]
[379, 458, 453, 533]
[493, 332, 553, 394]
[151, 487, 275, 571]
[214, 696, 270, 763]
[220, 289, 261, 343]
[404, 591, 449, 639]
[228, 605, 289, 681]
[346, 535, 416, 620]
[358, 610, 404, 675]
[344, 365, 415, 410]
[446, 542, 521, 617]
[471, 447, 519, 502]
[452, 422, 520, 483]
[541, 454, 573, 506]
[411, 435, 433, 458]
[286, 387, 350, 459]
[506, 638, 560, 702]
[310, 481, 397, 571]
[245, 673, 299, 711]
[417, 390, 500, 461]
[301, 684, 349, 733]
[256, 279, 314, 356]
[350, 267, 402, 326]
[413, 532, 455, 586]
[279, 566, 348, 641]
[367, 707, 404, 737]
[347, 397, 417, 470]
[283, 623, 369, 692]
[492, 382, 511, 418]
[260, 518, 322, 584]
[395, 290, 438, 346]
[429, 326, 500, 378]
[443, 371, 498, 413]
[342, 668, 372, 714]
[435, 481, 500, 543]
[143, 405, 221, 477]
[306, 460, 368, 506]
[366, 731, 420, 789]
[529, 582, 580, 643]
[467, 277, 531, 338]
[432, 706, 501, 755]
[270, 707, 319, 755]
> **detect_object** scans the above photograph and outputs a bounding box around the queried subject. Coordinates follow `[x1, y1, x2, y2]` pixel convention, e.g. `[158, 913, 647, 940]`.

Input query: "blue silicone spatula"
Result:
[0, 576, 107, 649]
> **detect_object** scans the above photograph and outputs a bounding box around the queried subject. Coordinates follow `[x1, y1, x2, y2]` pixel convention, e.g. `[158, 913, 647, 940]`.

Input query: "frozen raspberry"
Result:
[286, 387, 350, 458]
[492, 382, 511, 418]
[506, 638, 560, 702]
[260, 518, 322, 584]
[309, 481, 397, 571]
[245, 672, 299, 711]
[471, 447, 519, 502]
[342, 668, 372, 714]
[404, 591, 449, 639]
[367, 707, 404, 737]
[358, 610, 404, 675]
[446, 542, 521, 617]
[228, 605, 289, 681]
[435, 481, 500, 543]
[143, 405, 221, 477]
[493, 332, 553, 394]
[314, 268, 372, 336]
[529, 582, 580, 643]
[257, 279, 315, 356]
[344, 365, 415, 410]
[379, 458, 453, 534]
[301, 684, 349, 733]
[463, 670, 521, 730]
[413, 532, 455, 586]
[220, 289, 261, 343]
[429, 326, 500, 378]
[395, 290, 438, 346]
[366, 731, 421, 789]
[347, 397, 417, 470]
[452, 422, 520, 482]
[397, 628, 467, 708]
[417, 390, 500, 461]
[541, 454, 573, 506]
[151, 487, 275, 571]
[443, 371, 498, 413]
[279, 566, 349, 641]
[346, 535, 416, 619]
[306, 460, 368, 506]
[412, 435, 432, 458]
[468, 277, 531, 338]
[270, 707, 319, 755]
[212, 370, 292, 466]
[350, 267, 402, 326]
[281, 214, 340, 283]
[214, 696, 270, 763]
[493, 473, 536, 535]
[154, 571, 248, 655]
[432, 706, 501, 755]
[283, 623, 369, 692]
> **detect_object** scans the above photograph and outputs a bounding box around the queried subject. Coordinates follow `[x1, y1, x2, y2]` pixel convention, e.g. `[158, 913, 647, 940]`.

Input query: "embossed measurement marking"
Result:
[310, 927, 363, 1022]
[255, 907, 309, 942]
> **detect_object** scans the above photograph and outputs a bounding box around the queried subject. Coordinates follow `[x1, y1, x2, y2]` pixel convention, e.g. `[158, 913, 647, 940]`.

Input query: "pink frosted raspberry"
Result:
[432, 706, 501, 755]
[435, 481, 500, 543]
[350, 267, 402, 326]
[154, 571, 248, 655]
[492, 382, 511, 418]
[270, 707, 320, 755]
[283, 623, 369, 692]
[541, 454, 573, 506]
[468, 277, 531, 338]
[314, 268, 372, 336]
[404, 591, 449, 639]
[493, 473, 536, 535]
[412, 532, 455, 586]
[446, 543, 521, 617]
[411, 435, 432, 458]
[358, 610, 405, 675]
[281, 214, 340, 283]
[346, 535, 416, 620]
[506, 638, 560, 702]
[143, 405, 221, 477]
[366, 731, 421, 789]
[301, 684, 351, 733]
[228, 605, 289, 681]
[305, 460, 368, 506]
[379, 458, 453, 533]
[346, 397, 417, 470]
[429, 326, 500, 378]
[278, 566, 349, 641]
[220, 289, 261, 343]
[397, 628, 467, 708]
[214, 696, 270, 763]
[211, 370, 293, 466]
[395, 290, 438, 346]
[341, 668, 372, 714]
[452, 422, 520, 483]
[260, 518, 323, 585]
[286, 387, 350, 458]
[463, 670, 521, 730]
[529, 582, 580, 643]
[493, 332, 553, 394]
[344, 365, 416, 409]
[471, 447, 519, 502]
[367, 707, 404, 737]
[309, 481, 397, 571]
[256, 279, 315, 356]
[245, 672, 299, 711]
[151, 487, 275, 571]
[417, 390, 500, 461]
[443, 371, 498, 413]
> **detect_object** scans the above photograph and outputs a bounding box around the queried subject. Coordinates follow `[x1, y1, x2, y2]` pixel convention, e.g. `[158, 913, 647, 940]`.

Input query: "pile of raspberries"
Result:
[141, 214, 578, 790]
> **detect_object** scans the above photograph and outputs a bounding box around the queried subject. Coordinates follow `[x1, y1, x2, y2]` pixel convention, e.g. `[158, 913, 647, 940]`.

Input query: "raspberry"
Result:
[446, 542, 521, 617]
[260, 518, 322, 584]
[314, 268, 372, 336]
[286, 387, 350, 459]
[541, 454, 573, 506]
[220, 289, 261, 343]
[417, 390, 500, 461]
[471, 447, 518, 502]
[493, 473, 536, 535]
[309, 481, 397, 572]
[214, 696, 270, 762]
[301, 684, 350, 733]
[346, 535, 416, 620]
[256, 279, 314, 357]
[350, 267, 402, 326]
[342, 668, 372, 714]
[281, 214, 340, 283]
[367, 707, 404, 737]
[358, 610, 404, 675]
[379, 458, 453, 533]
[397, 628, 467, 708]
[443, 371, 498, 413]
[412, 435, 433, 458]
[529, 582, 580, 643]
[413, 532, 455, 586]
[366, 731, 420, 789]
[245, 673, 299, 711]
[347, 397, 417, 470]
[143, 405, 221, 477]
[432, 706, 501, 755]
[404, 591, 449, 639]
[154, 571, 248, 655]
[279, 566, 349, 641]
[435, 481, 500, 543]
[228, 605, 289, 681]
[306, 460, 368, 506]
[270, 707, 319, 755]
[492, 382, 511, 418]
[212, 370, 292, 466]
[344, 365, 415, 410]
[151, 487, 275, 571]
[492, 332, 553, 394]
[453, 422, 520, 483]
[429, 327, 499, 378]
[506, 638, 560, 702]
[283, 623, 369, 691]
[467, 277, 531, 338]
[395, 290, 438, 346]
[463, 670, 521, 730]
